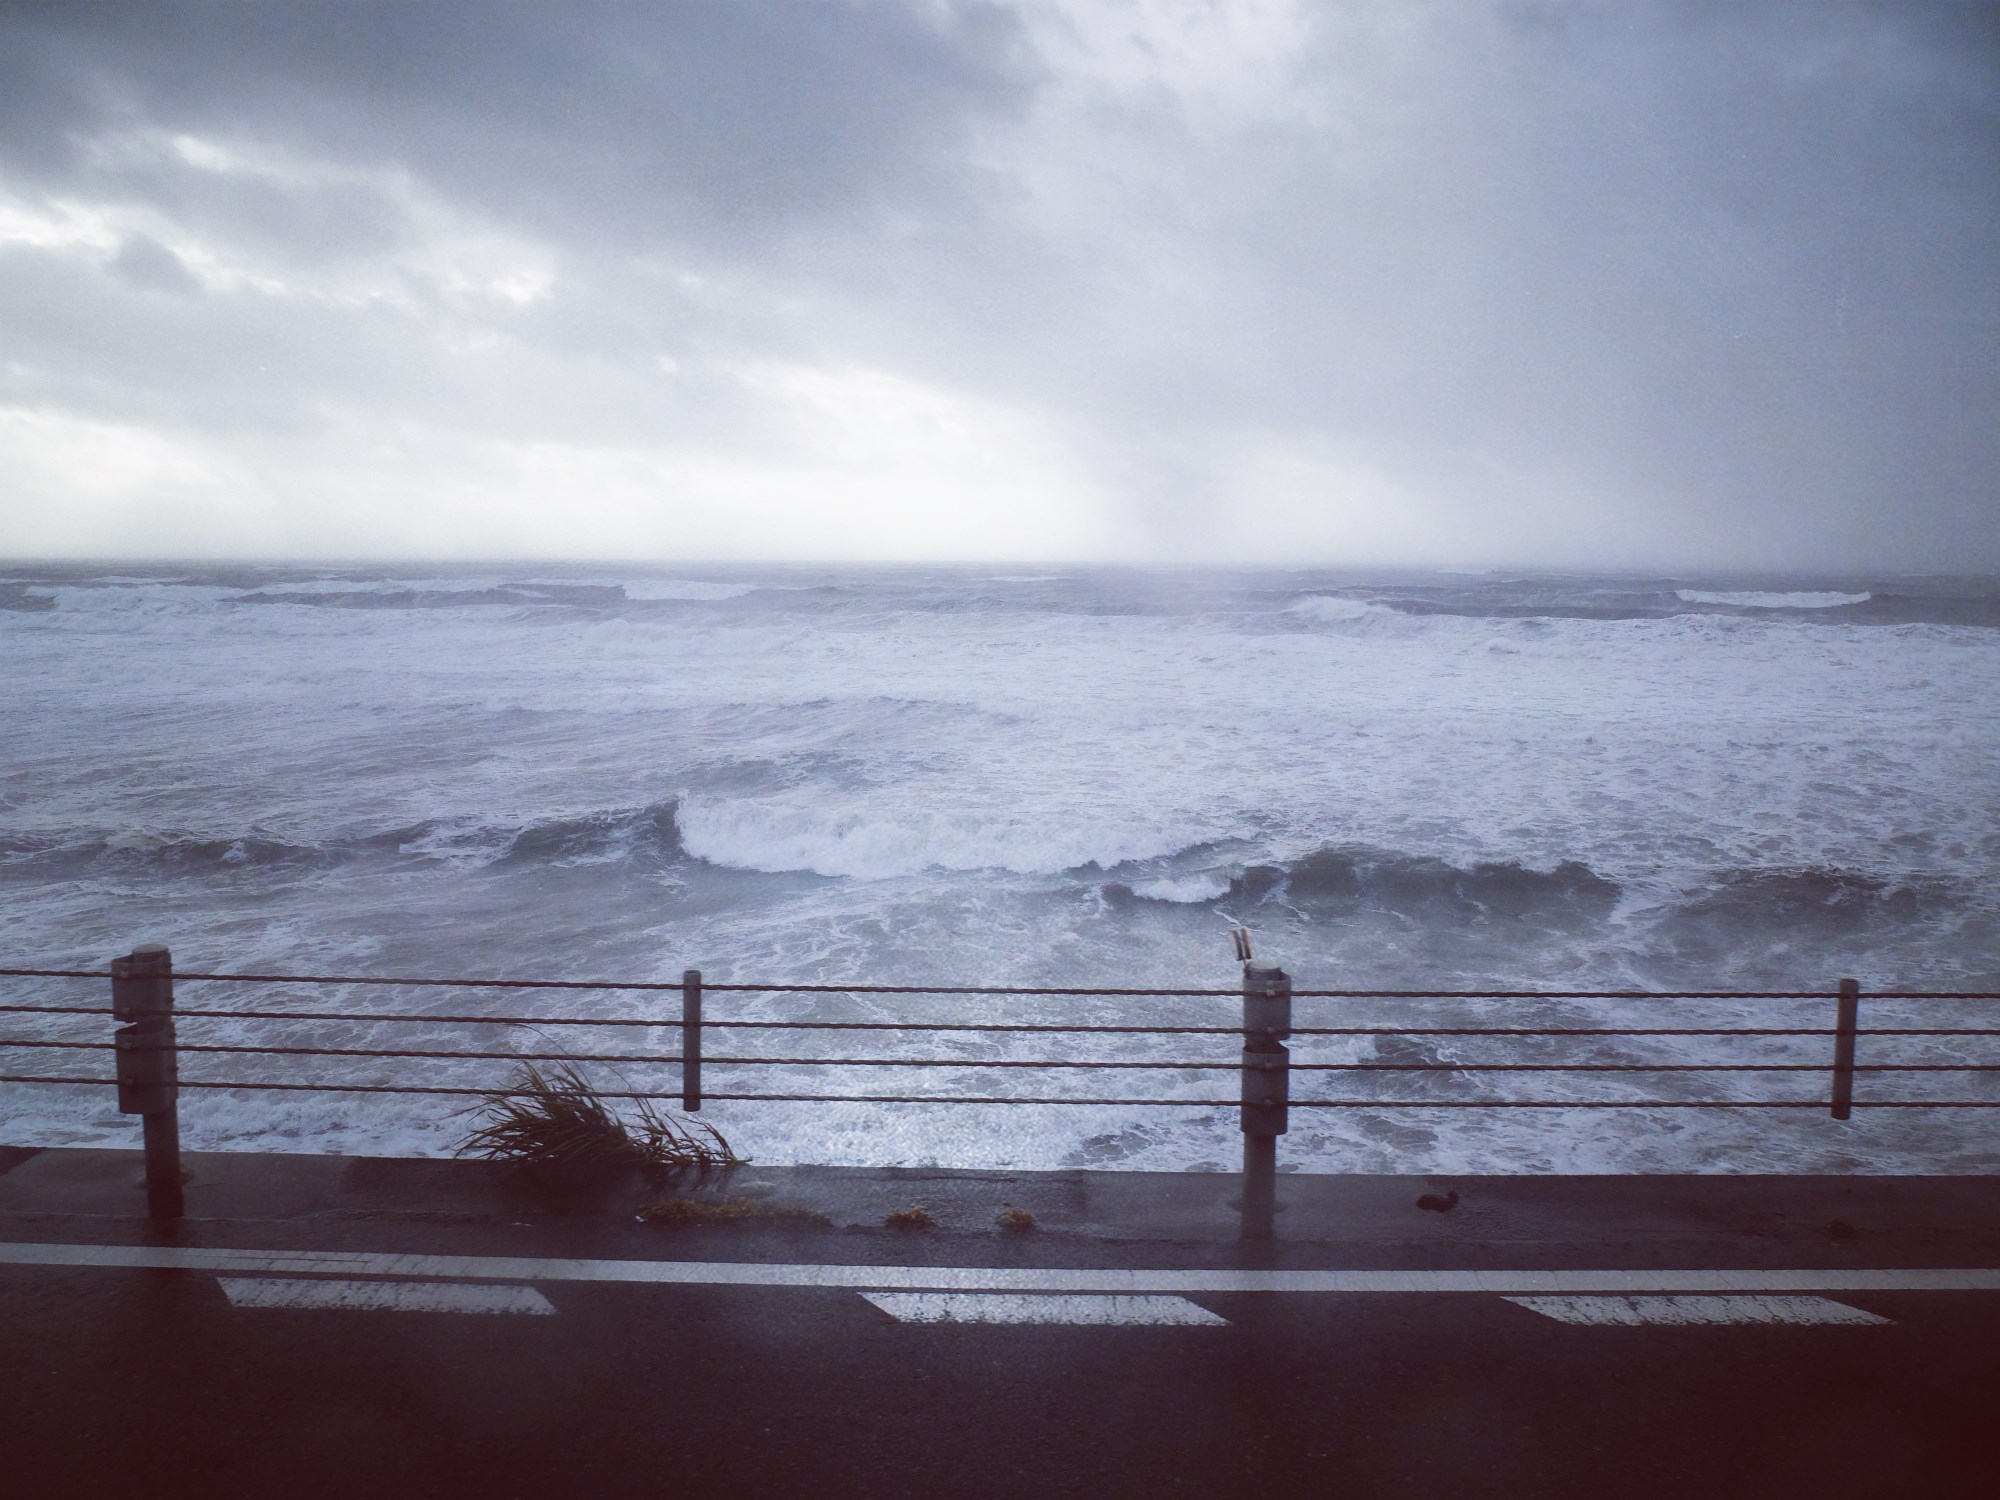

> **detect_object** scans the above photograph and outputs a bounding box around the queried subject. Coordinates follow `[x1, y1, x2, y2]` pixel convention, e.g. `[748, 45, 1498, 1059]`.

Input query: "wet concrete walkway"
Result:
[3, 1145, 1997, 1267]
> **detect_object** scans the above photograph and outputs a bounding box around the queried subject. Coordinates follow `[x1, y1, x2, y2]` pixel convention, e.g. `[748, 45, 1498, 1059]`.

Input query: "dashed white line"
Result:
[219, 1277, 555, 1316]
[1507, 1295, 1893, 1327]
[2, 1243, 1996, 1296]
[862, 1292, 1227, 1326]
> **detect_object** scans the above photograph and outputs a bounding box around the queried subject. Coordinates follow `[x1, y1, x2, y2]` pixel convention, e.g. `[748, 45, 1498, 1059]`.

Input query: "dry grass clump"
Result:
[636, 1196, 830, 1230]
[883, 1205, 935, 1231]
[995, 1206, 1036, 1232]
[458, 1061, 742, 1174]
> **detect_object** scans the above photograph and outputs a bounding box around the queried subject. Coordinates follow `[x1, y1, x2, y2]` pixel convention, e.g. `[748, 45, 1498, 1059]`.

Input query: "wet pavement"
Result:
[2, 1147, 1996, 1498]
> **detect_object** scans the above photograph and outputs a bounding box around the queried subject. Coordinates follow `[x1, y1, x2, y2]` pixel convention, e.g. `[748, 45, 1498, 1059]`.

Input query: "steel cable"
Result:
[5, 1036, 2000, 1075]
[5, 1072, 1997, 1108]
[5, 1002, 1997, 1042]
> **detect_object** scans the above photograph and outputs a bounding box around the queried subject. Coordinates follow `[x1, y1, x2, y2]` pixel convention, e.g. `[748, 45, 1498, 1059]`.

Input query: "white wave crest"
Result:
[37, 582, 246, 612]
[623, 580, 762, 601]
[1287, 595, 1378, 623]
[1128, 873, 1230, 903]
[259, 577, 500, 595]
[677, 796, 1186, 880]
[1677, 590, 1871, 609]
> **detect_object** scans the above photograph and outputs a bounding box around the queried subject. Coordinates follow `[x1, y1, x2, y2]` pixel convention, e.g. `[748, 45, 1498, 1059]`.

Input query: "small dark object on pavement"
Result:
[1824, 1218, 1859, 1242]
[1416, 1189, 1459, 1213]
[996, 1206, 1035, 1232]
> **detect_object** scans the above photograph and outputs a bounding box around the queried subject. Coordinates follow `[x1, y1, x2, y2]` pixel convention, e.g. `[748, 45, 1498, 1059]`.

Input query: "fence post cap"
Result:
[113, 944, 172, 986]
[1244, 961, 1287, 982]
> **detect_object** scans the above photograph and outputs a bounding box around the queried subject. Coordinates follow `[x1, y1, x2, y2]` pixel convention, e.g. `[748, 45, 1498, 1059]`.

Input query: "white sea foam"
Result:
[3, 565, 1995, 1174]
[1676, 589, 1871, 609]
[622, 580, 762, 601]
[676, 793, 1201, 880]
[252, 577, 500, 595]
[1129, 873, 1232, 903]
[1287, 595, 1378, 622]
[37, 582, 247, 612]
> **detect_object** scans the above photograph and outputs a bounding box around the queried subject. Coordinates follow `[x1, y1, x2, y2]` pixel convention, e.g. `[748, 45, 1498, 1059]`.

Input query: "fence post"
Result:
[1830, 977, 1860, 1120]
[1240, 961, 1291, 1240]
[681, 968, 703, 1112]
[110, 943, 182, 1218]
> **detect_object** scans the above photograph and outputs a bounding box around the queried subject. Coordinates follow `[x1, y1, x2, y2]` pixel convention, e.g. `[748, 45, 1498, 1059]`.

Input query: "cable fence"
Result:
[4, 961, 1999, 1108]
[3, 950, 1998, 1225]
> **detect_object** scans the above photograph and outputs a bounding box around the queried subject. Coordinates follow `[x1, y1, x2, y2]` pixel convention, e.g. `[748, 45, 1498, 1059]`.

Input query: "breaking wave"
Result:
[1225, 846, 1622, 922]
[0, 830, 344, 877]
[1087, 844, 1969, 961]
[485, 802, 684, 869]
[233, 582, 624, 611]
[1643, 866, 1963, 966]
[1089, 844, 1624, 928]
[1124, 873, 1233, 904]
[1287, 595, 1380, 624]
[2, 801, 687, 879]
[620, 580, 762, 602]
[674, 796, 1197, 880]
[1677, 589, 1872, 609]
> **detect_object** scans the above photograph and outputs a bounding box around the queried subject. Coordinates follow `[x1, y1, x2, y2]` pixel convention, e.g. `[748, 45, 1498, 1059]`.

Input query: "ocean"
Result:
[3, 564, 1996, 1173]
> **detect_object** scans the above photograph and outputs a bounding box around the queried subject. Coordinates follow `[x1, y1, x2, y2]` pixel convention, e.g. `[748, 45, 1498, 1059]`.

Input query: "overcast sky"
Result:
[1, 1, 1994, 570]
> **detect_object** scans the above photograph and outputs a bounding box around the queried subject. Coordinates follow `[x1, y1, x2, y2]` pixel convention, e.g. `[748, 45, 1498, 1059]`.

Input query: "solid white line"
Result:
[861, 1293, 1228, 1326]
[2, 1243, 1997, 1295]
[219, 1277, 555, 1316]
[1507, 1295, 1893, 1327]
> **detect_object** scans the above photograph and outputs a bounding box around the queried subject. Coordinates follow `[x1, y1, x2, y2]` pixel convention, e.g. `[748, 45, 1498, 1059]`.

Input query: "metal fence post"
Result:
[1240, 961, 1291, 1239]
[110, 943, 182, 1218]
[681, 968, 703, 1112]
[1830, 977, 1860, 1120]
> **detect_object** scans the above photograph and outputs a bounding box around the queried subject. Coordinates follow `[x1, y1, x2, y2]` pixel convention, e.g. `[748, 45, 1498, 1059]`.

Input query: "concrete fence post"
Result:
[1830, 977, 1860, 1120]
[1240, 961, 1291, 1239]
[681, 968, 703, 1112]
[110, 943, 182, 1218]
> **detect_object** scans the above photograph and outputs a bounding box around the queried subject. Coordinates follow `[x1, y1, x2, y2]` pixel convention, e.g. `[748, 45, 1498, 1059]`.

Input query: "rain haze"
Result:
[2, 0, 1995, 569]
[3, 4, 1999, 1183]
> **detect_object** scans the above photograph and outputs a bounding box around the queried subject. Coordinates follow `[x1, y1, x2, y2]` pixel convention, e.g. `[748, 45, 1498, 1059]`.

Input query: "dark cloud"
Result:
[0, 0, 1038, 255]
[0, 0, 1994, 566]
[1216, 3, 2000, 561]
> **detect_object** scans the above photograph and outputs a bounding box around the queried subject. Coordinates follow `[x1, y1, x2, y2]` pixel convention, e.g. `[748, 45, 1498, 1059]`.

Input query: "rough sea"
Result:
[4, 565, 1996, 1174]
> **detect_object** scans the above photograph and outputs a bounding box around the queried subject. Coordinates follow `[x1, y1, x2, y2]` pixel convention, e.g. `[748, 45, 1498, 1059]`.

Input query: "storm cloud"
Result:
[1, 0, 1994, 567]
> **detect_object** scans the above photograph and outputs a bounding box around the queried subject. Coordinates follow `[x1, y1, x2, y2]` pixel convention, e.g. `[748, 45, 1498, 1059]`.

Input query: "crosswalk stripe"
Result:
[218, 1277, 555, 1315]
[861, 1292, 1227, 1326]
[1506, 1294, 1892, 1327]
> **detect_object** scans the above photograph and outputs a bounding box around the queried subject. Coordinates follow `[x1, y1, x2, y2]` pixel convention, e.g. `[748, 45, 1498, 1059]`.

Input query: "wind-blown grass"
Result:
[458, 1061, 742, 1174]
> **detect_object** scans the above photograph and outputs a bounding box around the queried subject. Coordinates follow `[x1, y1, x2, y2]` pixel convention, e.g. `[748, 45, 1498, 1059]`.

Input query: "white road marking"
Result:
[2, 1242, 1997, 1296]
[862, 1292, 1227, 1326]
[219, 1277, 554, 1316]
[1507, 1294, 1892, 1327]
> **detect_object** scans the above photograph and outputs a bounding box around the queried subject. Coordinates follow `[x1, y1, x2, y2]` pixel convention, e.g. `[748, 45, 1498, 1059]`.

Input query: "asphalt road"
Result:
[5, 1247, 1995, 1500]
